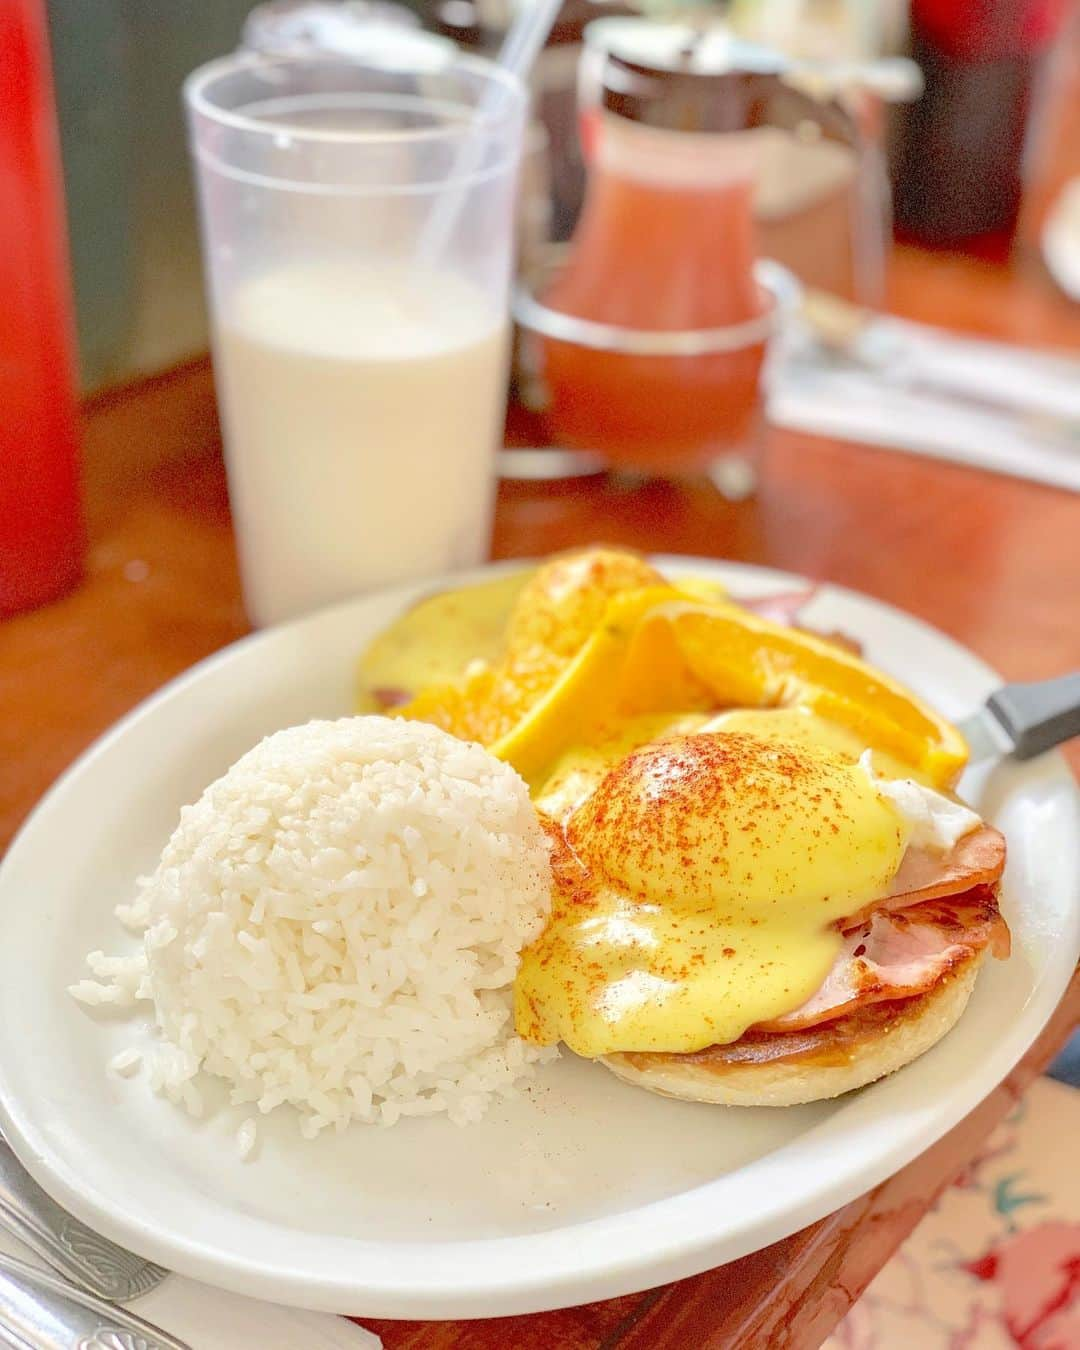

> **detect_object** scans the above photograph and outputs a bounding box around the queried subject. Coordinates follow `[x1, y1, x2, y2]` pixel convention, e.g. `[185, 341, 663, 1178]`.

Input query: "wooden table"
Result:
[3, 57, 1080, 1342]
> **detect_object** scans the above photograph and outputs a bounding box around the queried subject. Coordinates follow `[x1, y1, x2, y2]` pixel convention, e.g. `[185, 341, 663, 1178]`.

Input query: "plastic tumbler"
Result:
[184, 50, 526, 627]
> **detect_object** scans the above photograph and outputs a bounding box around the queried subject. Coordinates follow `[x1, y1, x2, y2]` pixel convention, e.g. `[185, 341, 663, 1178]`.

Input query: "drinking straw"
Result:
[417, 0, 564, 264]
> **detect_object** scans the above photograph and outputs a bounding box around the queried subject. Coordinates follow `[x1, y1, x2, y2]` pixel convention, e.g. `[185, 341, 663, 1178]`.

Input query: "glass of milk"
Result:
[184, 47, 526, 626]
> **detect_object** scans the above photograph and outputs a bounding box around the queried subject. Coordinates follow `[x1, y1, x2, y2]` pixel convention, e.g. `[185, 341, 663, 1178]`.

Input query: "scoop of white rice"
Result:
[71, 716, 555, 1132]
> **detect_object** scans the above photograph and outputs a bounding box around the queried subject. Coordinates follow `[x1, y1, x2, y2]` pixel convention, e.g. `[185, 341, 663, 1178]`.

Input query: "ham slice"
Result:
[840, 824, 1006, 931]
[757, 887, 1008, 1033]
[758, 824, 1008, 1033]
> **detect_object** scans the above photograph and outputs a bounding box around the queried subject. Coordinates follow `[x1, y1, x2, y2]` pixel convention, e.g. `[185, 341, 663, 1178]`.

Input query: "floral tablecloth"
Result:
[826, 1076, 1079, 1348]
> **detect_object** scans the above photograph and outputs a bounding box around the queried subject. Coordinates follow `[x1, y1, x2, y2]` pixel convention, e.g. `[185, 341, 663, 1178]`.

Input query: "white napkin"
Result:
[0, 1227, 382, 1350]
[768, 320, 1080, 493]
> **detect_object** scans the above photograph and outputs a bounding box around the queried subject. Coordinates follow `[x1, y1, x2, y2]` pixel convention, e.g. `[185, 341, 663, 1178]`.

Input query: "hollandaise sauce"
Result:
[516, 730, 909, 1057]
[355, 569, 533, 712]
[701, 707, 931, 784]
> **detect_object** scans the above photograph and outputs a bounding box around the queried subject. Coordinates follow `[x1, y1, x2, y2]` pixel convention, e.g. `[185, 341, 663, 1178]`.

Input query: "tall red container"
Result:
[0, 0, 84, 617]
[894, 0, 1069, 257]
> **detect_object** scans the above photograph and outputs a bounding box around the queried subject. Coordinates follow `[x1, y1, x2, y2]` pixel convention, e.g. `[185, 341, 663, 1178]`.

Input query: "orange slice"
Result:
[668, 605, 968, 787]
[395, 550, 684, 746]
[491, 586, 708, 781]
[494, 595, 968, 789]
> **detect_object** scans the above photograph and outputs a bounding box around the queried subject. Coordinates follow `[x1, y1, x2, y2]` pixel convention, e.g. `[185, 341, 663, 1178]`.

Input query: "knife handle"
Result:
[0, 1248, 189, 1349]
[987, 672, 1080, 760]
[0, 1137, 166, 1304]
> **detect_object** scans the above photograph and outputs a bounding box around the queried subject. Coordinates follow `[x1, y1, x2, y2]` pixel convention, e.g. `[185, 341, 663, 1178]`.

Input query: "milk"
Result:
[212, 261, 509, 627]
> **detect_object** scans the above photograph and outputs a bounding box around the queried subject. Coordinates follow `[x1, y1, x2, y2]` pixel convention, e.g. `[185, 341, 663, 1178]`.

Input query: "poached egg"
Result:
[515, 710, 981, 1058]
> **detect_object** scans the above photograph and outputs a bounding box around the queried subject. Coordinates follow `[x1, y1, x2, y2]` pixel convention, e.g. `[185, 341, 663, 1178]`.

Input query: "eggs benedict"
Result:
[354, 547, 1009, 1106]
[516, 725, 1007, 1105]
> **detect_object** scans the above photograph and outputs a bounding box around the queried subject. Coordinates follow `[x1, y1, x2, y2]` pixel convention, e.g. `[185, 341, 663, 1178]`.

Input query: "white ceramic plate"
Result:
[0, 558, 1076, 1318]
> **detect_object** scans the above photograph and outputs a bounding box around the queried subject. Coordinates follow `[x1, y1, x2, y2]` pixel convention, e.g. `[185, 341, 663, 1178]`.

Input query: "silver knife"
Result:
[0, 1249, 188, 1350]
[0, 1138, 165, 1305]
[800, 290, 1080, 445]
[958, 673, 1080, 765]
[0, 1141, 380, 1348]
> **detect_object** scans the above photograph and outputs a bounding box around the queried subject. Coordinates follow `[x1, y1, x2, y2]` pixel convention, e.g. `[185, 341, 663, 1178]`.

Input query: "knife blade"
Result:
[800, 291, 1080, 439]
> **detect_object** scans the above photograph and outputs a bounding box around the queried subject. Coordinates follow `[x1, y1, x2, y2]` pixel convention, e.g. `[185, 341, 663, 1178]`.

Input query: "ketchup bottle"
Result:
[0, 0, 84, 617]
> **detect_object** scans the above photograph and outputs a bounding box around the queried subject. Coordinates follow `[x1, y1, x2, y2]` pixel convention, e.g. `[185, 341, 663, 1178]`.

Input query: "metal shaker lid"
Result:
[584, 18, 856, 142]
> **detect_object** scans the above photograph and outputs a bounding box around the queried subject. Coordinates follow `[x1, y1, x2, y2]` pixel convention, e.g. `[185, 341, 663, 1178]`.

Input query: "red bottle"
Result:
[894, 0, 1069, 257]
[0, 0, 84, 617]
